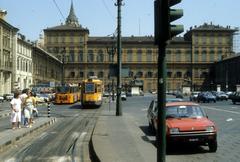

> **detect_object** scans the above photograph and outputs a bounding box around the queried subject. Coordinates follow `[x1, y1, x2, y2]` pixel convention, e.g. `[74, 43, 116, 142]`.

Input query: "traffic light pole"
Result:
[157, 42, 167, 162]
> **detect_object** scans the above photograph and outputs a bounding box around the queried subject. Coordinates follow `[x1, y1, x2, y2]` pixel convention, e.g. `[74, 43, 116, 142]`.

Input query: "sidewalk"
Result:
[91, 103, 156, 162]
[0, 117, 56, 153]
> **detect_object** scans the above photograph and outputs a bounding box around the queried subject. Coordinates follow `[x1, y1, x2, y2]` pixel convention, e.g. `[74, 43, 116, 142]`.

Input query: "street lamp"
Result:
[107, 39, 116, 101]
[61, 47, 66, 86]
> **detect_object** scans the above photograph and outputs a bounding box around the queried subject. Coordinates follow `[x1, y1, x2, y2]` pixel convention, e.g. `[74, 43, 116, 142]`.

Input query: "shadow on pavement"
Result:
[167, 144, 210, 155]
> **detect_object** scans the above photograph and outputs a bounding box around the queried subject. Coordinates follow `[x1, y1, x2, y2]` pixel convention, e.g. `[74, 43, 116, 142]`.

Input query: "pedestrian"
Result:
[31, 92, 38, 119]
[10, 91, 22, 129]
[20, 89, 28, 126]
[23, 90, 36, 128]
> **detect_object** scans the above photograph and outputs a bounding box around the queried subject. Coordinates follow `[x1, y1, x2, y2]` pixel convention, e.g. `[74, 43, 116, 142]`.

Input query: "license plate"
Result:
[189, 138, 199, 142]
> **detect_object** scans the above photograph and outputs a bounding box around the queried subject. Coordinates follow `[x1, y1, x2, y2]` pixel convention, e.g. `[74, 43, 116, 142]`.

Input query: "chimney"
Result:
[0, 10, 7, 20]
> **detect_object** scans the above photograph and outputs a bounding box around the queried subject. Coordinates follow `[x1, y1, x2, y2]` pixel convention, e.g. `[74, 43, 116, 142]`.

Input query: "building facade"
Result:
[0, 10, 18, 95]
[31, 45, 63, 87]
[13, 34, 33, 90]
[43, 3, 237, 93]
[214, 54, 240, 91]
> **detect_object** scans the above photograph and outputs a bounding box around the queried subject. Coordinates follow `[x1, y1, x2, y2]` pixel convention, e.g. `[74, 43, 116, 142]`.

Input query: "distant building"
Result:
[43, 2, 237, 92]
[214, 54, 240, 91]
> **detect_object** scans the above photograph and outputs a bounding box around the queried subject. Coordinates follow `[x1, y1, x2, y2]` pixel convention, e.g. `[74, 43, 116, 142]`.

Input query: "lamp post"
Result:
[107, 41, 116, 101]
[115, 0, 123, 116]
[61, 47, 66, 86]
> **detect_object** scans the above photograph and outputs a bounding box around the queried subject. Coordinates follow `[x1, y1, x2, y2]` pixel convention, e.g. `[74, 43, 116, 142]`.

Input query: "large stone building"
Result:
[43, 2, 237, 93]
[0, 10, 18, 95]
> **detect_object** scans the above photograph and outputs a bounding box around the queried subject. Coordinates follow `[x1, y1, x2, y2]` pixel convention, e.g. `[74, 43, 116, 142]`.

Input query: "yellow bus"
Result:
[55, 86, 81, 104]
[81, 77, 103, 107]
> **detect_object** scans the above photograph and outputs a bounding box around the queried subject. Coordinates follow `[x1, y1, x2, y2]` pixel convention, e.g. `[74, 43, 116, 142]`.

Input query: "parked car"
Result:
[5, 93, 14, 101]
[230, 92, 240, 104]
[147, 101, 218, 152]
[0, 95, 4, 102]
[121, 92, 127, 101]
[189, 92, 200, 101]
[197, 92, 216, 103]
[36, 93, 50, 103]
[212, 91, 228, 101]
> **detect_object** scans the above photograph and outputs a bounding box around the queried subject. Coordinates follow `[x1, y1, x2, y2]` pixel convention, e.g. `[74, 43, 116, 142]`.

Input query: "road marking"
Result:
[202, 106, 240, 115]
[226, 118, 233, 121]
[141, 108, 148, 111]
[39, 132, 48, 140]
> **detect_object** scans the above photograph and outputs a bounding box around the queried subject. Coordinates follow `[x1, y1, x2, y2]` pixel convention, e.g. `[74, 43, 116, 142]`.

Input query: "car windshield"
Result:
[166, 105, 206, 118]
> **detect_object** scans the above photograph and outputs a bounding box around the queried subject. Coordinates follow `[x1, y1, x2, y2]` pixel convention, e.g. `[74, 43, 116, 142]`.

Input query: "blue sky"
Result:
[0, 0, 239, 41]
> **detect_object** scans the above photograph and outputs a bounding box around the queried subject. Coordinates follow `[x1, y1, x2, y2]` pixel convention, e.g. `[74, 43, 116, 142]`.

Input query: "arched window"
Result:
[98, 71, 104, 78]
[176, 71, 182, 78]
[136, 71, 143, 78]
[129, 71, 134, 77]
[69, 48, 75, 62]
[167, 71, 172, 78]
[70, 71, 75, 78]
[146, 71, 153, 78]
[78, 50, 83, 62]
[88, 50, 94, 62]
[79, 72, 84, 78]
[137, 50, 142, 62]
[97, 50, 104, 62]
[184, 71, 191, 78]
[127, 50, 132, 62]
[88, 71, 94, 77]
[146, 50, 152, 62]
[202, 49, 207, 62]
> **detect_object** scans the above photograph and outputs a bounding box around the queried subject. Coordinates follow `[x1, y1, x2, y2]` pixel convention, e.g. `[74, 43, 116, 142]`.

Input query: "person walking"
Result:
[10, 91, 22, 129]
[23, 90, 36, 128]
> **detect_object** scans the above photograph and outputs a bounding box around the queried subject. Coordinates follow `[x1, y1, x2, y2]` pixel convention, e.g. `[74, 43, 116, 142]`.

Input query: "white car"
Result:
[5, 94, 14, 101]
[121, 92, 127, 101]
[0, 96, 4, 102]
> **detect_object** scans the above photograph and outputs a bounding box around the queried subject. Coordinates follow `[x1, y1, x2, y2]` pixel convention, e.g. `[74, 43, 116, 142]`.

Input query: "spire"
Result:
[65, 0, 80, 27]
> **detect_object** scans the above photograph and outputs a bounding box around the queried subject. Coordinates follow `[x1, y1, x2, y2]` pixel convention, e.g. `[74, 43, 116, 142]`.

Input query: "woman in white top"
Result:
[10, 91, 22, 129]
[23, 90, 35, 128]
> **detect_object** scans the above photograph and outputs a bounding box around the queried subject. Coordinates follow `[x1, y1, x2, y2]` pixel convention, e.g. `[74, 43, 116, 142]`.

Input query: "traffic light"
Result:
[154, 0, 184, 44]
[169, 0, 184, 39]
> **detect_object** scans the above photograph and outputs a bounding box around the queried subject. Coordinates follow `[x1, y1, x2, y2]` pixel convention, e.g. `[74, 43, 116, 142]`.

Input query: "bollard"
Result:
[47, 102, 51, 118]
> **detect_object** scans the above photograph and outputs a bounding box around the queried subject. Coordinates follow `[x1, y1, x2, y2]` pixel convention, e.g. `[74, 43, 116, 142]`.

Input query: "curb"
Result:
[74, 108, 102, 162]
[0, 117, 56, 153]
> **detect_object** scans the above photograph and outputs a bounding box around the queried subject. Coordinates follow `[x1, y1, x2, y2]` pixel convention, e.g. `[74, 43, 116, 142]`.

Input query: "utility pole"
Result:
[115, 0, 123, 116]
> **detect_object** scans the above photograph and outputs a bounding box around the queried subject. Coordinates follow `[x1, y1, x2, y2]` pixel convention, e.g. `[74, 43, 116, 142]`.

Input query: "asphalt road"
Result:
[122, 94, 240, 162]
[0, 102, 100, 162]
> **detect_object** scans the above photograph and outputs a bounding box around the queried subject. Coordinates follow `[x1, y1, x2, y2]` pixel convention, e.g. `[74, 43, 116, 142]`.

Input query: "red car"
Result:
[147, 101, 217, 152]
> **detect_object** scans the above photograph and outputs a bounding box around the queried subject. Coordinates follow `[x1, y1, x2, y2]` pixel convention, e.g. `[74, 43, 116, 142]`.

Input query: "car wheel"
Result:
[208, 140, 217, 152]
[214, 100, 216, 103]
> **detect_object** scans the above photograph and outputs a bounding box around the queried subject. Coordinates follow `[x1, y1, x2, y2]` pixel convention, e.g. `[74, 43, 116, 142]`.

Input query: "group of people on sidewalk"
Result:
[10, 89, 38, 130]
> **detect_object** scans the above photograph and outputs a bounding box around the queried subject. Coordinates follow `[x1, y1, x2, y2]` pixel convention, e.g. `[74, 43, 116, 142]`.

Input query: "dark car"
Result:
[197, 92, 216, 103]
[230, 92, 240, 104]
[147, 100, 218, 152]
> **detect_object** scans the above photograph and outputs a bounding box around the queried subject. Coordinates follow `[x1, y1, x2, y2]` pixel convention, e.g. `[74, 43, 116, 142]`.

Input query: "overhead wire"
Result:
[101, 0, 115, 21]
[52, 0, 65, 21]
